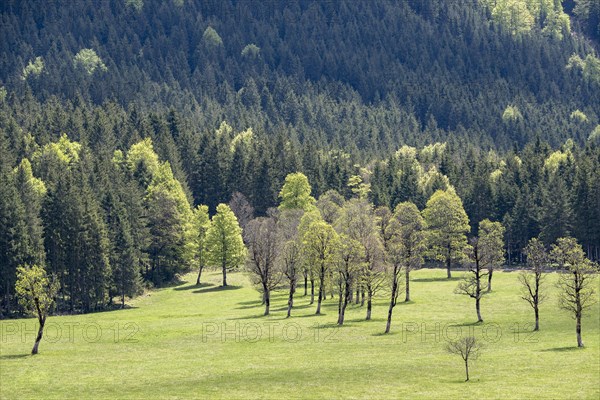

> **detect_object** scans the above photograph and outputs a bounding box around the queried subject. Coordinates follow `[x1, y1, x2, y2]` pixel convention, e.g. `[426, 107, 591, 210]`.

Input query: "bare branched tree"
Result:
[278, 209, 304, 318]
[456, 220, 504, 323]
[551, 237, 598, 347]
[519, 238, 549, 331]
[228, 191, 254, 230]
[446, 336, 481, 382]
[244, 217, 282, 315]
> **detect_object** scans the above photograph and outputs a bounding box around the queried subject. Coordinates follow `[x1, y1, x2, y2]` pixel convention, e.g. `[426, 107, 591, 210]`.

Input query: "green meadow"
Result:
[1, 269, 598, 399]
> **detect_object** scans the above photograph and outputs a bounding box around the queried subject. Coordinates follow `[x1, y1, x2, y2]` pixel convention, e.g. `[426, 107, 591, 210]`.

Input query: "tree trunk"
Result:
[476, 296, 483, 323]
[264, 289, 270, 316]
[121, 293, 125, 309]
[310, 279, 315, 304]
[304, 273, 308, 296]
[487, 269, 493, 292]
[361, 289, 365, 307]
[576, 312, 583, 347]
[316, 287, 322, 314]
[446, 245, 452, 278]
[32, 316, 45, 355]
[366, 288, 372, 320]
[316, 264, 325, 314]
[222, 263, 227, 286]
[534, 305, 539, 331]
[355, 286, 360, 304]
[337, 280, 344, 325]
[339, 276, 351, 325]
[196, 265, 204, 285]
[386, 273, 398, 333]
[287, 283, 295, 318]
[405, 268, 410, 302]
[464, 359, 469, 382]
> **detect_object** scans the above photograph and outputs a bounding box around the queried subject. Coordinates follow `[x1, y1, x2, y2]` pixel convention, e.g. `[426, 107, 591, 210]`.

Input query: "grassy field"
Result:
[1, 268, 599, 399]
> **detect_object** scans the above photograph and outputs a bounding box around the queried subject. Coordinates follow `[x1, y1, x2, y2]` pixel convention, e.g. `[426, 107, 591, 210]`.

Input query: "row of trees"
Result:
[239, 173, 598, 347]
[11, 170, 598, 356]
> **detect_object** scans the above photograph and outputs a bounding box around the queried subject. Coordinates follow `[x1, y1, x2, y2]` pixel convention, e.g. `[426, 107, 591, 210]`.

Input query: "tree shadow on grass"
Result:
[271, 303, 312, 312]
[372, 330, 400, 337]
[0, 354, 30, 360]
[412, 277, 462, 283]
[227, 314, 268, 320]
[540, 346, 581, 352]
[174, 282, 214, 291]
[192, 285, 242, 294]
[448, 321, 483, 327]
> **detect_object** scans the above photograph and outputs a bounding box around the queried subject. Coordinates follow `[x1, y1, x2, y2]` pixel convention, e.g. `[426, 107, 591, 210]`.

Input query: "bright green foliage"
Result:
[419, 142, 446, 166]
[13, 159, 46, 198]
[15, 265, 59, 317]
[74, 49, 107, 74]
[589, 125, 600, 142]
[15, 264, 59, 354]
[205, 204, 246, 286]
[483, 0, 570, 38]
[126, 138, 161, 187]
[21, 56, 44, 80]
[423, 188, 470, 278]
[302, 219, 339, 314]
[568, 53, 600, 86]
[278, 172, 316, 211]
[418, 166, 449, 202]
[544, 148, 573, 175]
[203, 27, 223, 47]
[241, 44, 260, 58]
[570, 109, 588, 123]
[31, 135, 81, 187]
[0, 86, 7, 102]
[12, 158, 46, 267]
[145, 162, 195, 283]
[33, 134, 81, 166]
[502, 105, 523, 123]
[230, 128, 253, 152]
[348, 174, 370, 199]
[489, 0, 535, 36]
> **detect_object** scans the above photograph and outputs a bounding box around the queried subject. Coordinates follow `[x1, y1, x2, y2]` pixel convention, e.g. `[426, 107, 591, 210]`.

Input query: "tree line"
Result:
[2, 102, 600, 311]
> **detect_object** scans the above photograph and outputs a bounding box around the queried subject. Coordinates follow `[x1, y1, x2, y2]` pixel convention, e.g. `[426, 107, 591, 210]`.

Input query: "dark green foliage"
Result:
[1, 0, 600, 318]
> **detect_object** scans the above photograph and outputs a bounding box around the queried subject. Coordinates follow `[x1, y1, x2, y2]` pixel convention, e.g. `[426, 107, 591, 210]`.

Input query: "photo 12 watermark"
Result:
[201, 321, 340, 343]
[1, 321, 141, 344]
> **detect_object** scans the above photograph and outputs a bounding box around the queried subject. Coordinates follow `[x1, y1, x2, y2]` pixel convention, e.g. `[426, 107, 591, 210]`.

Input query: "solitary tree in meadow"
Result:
[206, 204, 246, 287]
[15, 265, 59, 355]
[551, 237, 598, 347]
[423, 188, 470, 278]
[446, 336, 481, 382]
[519, 238, 549, 331]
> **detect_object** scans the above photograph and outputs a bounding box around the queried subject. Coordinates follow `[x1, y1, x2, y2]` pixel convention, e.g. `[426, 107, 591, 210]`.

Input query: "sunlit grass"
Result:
[1, 269, 598, 399]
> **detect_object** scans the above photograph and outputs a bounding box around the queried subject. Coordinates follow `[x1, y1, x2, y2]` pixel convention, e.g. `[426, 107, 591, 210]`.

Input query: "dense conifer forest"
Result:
[1, 0, 599, 316]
